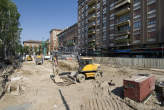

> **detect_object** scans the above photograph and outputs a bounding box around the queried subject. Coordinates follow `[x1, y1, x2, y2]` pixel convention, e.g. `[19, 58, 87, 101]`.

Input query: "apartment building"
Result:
[58, 23, 78, 54]
[50, 29, 62, 52]
[78, 0, 108, 56]
[108, 0, 131, 52]
[78, 0, 164, 57]
[108, 0, 164, 57]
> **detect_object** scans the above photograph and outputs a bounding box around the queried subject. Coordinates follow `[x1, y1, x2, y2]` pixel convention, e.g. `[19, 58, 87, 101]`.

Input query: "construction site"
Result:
[0, 55, 164, 110]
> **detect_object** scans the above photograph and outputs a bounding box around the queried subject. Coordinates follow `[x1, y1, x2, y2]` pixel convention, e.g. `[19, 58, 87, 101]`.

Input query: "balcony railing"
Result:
[88, 42, 96, 49]
[115, 7, 130, 16]
[115, 35, 129, 41]
[147, 0, 156, 5]
[88, 30, 96, 35]
[88, 22, 96, 29]
[116, 20, 130, 26]
[88, 15, 96, 22]
[115, 38, 129, 43]
[88, 7, 96, 14]
[88, 0, 97, 7]
[88, 39, 95, 43]
[115, 30, 130, 36]
[114, 0, 131, 9]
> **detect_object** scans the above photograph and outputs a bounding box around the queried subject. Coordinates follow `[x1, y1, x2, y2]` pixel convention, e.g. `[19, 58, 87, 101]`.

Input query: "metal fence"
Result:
[93, 57, 164, 69]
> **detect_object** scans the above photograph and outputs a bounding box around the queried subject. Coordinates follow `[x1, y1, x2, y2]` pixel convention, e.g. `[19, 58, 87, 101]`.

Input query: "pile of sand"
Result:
[58, 60, 78, 71]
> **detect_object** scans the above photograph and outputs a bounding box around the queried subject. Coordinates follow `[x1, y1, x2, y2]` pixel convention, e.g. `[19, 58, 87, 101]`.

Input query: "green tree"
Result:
[45, 40, 49, 55]
[23, 46, 29, 55]
[34, 46, 38, 55]
[38, 45, 42, 55]
[0, 0, 22, 59]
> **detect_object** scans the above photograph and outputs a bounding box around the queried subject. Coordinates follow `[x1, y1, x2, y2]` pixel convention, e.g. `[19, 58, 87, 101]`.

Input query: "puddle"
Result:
[3, 103, 31, 110]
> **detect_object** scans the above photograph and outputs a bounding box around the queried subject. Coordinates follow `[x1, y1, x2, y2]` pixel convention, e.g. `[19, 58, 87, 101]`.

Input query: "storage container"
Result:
[124, 74, 155, 102]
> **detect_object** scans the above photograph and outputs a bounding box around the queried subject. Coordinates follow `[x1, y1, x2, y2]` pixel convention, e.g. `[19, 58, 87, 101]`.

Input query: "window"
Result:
[147, 18, 156, 25]
[133, 21, 141, 28]
[147, 3, 156, 12]
[103, 7, 106, 14]
[97, 11, 100, 17]
[133, 0, 140, 4]
[118, 14, 130, 23]
[147, 31, 156, 41]
[133, 9, 141, 17]
[118, 25, 130, 32]
[103, 0, 106, 5]
[97, 3, 100, 9]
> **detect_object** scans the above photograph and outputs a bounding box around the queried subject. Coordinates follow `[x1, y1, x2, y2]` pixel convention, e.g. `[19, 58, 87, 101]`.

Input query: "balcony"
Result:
[114, 38, 130, 46]
[88, 22, 96, 29]
[115, 38, 129, 43]
[88, 30, 96, 35]
[88, 7, 96, 14]
[116, 20, 130, 27]
[147, 0, 156, 6]
[132, 40, 141, 44]
[114, 0, 131, 9]
[115, 7, 130, 16]
[115, 30, 130, 36]
[88, 15, 96, 22]
[115, 35, 129, 40]
[88, 39, 95, 43]
[88, 42, 96, 49]
[88, 0, 97, 7]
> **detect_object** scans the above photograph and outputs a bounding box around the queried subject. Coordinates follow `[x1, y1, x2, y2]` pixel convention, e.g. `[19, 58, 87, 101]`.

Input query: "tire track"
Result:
[80, 80, 134, 110]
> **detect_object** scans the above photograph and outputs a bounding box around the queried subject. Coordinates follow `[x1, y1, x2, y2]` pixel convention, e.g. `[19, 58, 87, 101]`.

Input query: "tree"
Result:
[0, 0, 22, 59]
[23, 46, 29, 55]
[45, 40, 49, 55]
[38, 45, 42, 55]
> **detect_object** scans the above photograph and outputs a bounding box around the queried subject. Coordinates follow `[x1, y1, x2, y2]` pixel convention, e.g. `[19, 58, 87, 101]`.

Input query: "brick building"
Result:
[50, 29, 63, 52]
[58, 23, 78, 54]
[23, 40, 42, 48]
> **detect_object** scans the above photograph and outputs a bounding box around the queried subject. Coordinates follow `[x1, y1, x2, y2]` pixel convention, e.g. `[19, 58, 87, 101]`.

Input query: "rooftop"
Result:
[50, 29, 63, 33]
[23, 40, 42, 44]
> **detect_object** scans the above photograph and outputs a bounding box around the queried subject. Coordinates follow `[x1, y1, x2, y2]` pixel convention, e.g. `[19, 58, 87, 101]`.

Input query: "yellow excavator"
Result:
[35, 55, 43, 65]
[50, 56, 103, 85]
[75, 57, 103, 82]
[26, 55, 33, 61]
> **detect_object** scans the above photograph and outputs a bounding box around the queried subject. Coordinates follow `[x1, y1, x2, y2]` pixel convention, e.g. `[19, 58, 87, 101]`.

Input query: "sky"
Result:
[13, 0, 78, 42]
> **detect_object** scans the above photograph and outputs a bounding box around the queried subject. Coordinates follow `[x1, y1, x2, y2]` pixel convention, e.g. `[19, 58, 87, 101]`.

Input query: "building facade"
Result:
[108, 0, 164, 57]
[50, 29, 63, 52]
[58, 23, 78, 54]
[23, 40, 42, 55]
[23, 40, 42, 48]
[78, 0, 164, 57]
[78, 0, 108, 56]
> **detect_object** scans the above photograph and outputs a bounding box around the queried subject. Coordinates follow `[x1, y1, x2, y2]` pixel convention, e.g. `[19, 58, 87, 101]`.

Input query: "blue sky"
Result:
[13, 0, 78, 42]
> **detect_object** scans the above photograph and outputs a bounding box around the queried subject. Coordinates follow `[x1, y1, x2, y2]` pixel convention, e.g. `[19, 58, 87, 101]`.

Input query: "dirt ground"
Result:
[0, 60, 163, 110]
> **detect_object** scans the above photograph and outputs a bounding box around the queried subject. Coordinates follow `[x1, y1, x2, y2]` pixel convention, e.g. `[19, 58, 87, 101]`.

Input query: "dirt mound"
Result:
[58, 60, 78, 71]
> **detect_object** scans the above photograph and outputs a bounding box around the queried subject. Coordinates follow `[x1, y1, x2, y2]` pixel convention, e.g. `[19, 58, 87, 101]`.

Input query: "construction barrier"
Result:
[93, 57, 164, 69]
